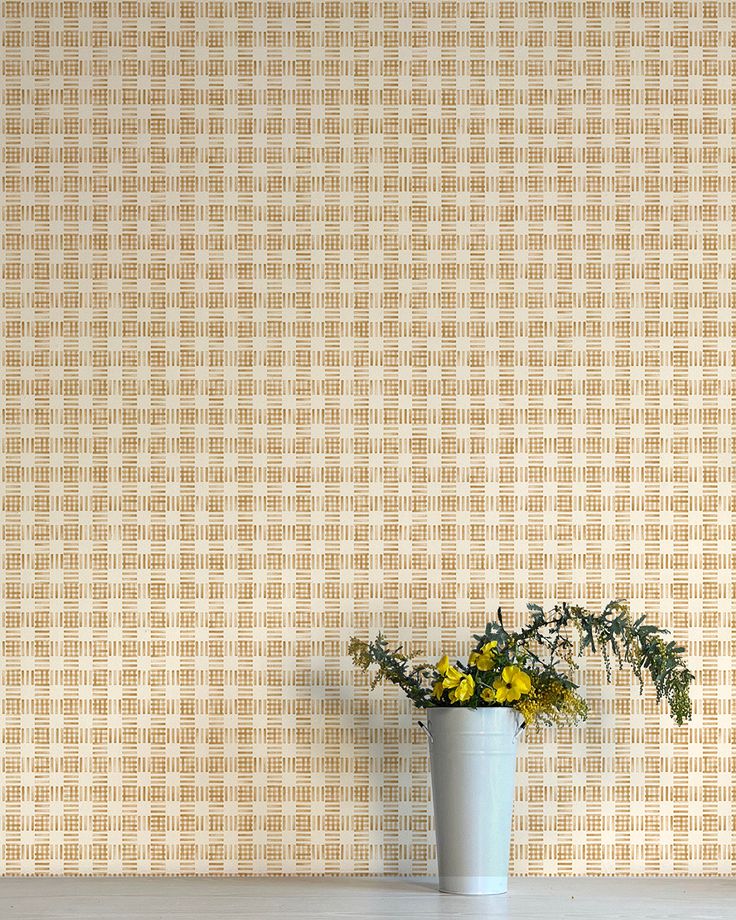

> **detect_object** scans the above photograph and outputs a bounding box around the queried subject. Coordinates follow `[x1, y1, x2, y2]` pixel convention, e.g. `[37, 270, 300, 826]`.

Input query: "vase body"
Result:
[425, 706, 521, 896]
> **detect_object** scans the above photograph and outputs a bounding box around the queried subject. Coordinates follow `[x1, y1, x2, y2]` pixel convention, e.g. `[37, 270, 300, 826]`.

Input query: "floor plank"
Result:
[0, 877, 732, 920]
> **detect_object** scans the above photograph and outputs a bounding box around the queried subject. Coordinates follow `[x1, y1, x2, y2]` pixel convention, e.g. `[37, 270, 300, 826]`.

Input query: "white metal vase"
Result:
[423, 706, 523, 896]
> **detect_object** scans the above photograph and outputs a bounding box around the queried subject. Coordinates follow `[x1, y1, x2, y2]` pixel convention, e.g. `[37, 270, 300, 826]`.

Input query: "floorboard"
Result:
[0, 877, 731, 919]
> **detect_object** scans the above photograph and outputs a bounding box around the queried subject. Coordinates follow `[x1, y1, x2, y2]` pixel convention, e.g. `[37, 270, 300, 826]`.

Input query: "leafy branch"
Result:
[348, 634, 433, 707]
[475, 600, 694, 725]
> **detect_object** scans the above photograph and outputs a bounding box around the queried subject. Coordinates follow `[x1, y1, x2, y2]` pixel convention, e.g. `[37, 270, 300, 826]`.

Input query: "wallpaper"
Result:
[0, 0, 734, 876]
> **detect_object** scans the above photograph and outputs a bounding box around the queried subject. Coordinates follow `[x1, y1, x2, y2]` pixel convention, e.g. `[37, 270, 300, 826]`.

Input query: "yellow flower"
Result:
[436, 654, 450, 676]
[492, 666, 532, 703]
[432, 680, 444, 700]
[474, 641, 498, 671]
[442, 665, 462, 688]
[480, 687, 494, 703]
[442, 666, 475, 703]
[451, 674, 475, 703]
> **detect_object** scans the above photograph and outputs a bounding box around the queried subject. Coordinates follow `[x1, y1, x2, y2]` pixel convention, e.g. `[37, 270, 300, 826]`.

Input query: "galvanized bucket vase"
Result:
[423, 707, 523, 896]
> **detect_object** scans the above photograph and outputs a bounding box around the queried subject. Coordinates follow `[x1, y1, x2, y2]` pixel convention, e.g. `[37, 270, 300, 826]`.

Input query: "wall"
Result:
[0, 0, 733, 875]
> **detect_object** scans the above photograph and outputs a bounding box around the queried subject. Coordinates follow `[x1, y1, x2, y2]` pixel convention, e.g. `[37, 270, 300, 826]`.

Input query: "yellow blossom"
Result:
[436, 654, 450, 676]
[492, 666, 532, 703]
[474, 641, 498, 671]
[442, 666, 475, 703]
[432, 680, 444, 700]
[480, 687, 494, 703]
[450, 674, 475, 703]
[442, 665, 462, 688]
[516, 680, 588, 728]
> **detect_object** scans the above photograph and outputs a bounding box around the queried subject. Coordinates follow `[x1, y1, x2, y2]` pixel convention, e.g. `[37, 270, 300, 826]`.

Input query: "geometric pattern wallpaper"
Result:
[0, 0, 734, 875]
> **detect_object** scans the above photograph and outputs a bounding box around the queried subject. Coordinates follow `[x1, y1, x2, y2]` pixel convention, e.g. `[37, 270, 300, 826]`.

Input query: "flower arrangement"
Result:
[349, 601, 693, 728]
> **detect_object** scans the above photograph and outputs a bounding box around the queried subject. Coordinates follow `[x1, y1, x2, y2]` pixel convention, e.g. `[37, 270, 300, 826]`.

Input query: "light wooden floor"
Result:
[0, 877, 732, 919]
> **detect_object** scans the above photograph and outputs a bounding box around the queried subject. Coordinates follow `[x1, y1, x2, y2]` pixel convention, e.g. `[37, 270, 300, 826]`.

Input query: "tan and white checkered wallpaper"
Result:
[1, 0, 734, 876]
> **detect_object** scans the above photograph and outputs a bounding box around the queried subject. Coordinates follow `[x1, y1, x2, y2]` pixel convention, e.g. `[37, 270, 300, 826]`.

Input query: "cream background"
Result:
[0, 1, 733, 875]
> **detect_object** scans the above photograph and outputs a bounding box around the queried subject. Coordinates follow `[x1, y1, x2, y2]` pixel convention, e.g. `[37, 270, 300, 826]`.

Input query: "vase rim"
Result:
[425, 704, 517, 713]
[425, 705, 522, 725]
